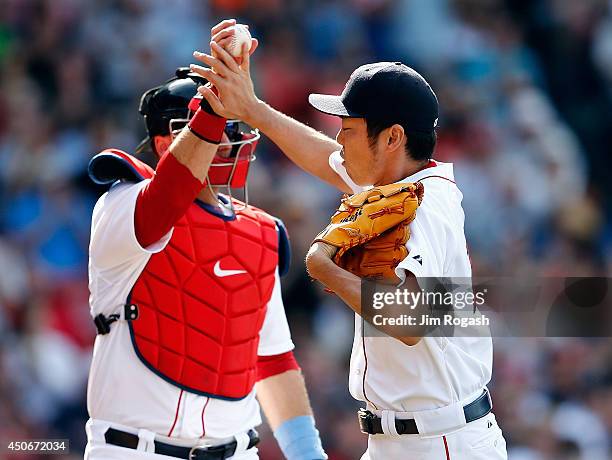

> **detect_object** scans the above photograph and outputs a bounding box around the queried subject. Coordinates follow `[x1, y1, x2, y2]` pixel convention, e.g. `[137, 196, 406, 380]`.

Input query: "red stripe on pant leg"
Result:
[443, 435, 451, 460]
[167, 389, 183, 437]
[201, 397, 210, 437]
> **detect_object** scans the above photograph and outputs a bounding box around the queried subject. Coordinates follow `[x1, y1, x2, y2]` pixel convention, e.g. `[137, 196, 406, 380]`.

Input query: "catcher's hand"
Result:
[314, 182, 424, 283]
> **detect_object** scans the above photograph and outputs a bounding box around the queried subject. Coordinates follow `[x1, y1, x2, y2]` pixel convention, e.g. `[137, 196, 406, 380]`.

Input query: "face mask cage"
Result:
[168, 117, 260, 212]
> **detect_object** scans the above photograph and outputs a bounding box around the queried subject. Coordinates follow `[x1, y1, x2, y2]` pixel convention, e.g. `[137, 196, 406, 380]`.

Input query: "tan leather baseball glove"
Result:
[314, 182, 424, 283]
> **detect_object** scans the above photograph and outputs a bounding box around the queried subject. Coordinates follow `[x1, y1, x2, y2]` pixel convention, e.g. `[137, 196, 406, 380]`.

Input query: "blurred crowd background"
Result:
[0, 0, 611, 459]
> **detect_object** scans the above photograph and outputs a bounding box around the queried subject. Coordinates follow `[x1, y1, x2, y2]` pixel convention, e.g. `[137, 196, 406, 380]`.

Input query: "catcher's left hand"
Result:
[312, 182, 424, 284]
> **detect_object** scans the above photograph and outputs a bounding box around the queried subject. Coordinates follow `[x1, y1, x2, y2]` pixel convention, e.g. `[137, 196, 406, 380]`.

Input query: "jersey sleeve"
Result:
[89, 180, 173, 270]
[394, 208, 446, 285]
[328, 150, 364, 194]
[134, 151, 203, 248]
[257, 269, 295, 356]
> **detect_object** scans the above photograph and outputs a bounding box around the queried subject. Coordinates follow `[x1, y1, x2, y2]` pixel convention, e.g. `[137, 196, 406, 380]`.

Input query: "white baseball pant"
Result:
[360, 412, 507, 460]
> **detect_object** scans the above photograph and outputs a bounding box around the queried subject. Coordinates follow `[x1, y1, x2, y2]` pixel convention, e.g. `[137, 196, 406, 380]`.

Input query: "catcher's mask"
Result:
[137, 68, 260, 209]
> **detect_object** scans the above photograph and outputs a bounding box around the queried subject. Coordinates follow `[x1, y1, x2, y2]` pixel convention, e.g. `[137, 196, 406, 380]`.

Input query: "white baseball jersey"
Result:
[87, 180, 294, 440]
[329, 151, 493, 412]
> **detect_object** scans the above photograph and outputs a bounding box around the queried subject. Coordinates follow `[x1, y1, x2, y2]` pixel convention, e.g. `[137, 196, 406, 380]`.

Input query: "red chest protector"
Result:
[89, 150, 279, 400]
[130, 201, 278, 400]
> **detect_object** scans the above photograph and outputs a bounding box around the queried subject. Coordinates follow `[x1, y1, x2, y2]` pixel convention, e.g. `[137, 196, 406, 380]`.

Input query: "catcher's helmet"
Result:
[136, 68, 260, 204]
[135, 67, 207, 154]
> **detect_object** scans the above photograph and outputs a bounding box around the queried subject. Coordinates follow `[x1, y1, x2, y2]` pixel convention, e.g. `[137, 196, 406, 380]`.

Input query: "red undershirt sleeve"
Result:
[134, 151, 204, 248]
[256, 351, 300, 381]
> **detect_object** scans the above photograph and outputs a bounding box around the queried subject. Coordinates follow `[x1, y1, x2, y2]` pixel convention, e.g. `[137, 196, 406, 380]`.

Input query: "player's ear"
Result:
[153, 135, 172, 158]
[387, 124, 405, 151]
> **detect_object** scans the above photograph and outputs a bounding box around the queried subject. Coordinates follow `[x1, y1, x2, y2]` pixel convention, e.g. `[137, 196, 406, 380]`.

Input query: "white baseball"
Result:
[227, 24, 252, 57]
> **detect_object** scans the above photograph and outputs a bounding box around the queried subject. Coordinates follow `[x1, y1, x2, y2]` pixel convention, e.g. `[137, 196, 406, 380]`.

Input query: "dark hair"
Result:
[366, 118, 436, 162]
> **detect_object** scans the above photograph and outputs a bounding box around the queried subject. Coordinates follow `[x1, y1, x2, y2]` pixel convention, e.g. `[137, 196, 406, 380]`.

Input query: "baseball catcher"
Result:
[84, 23, 326, 460]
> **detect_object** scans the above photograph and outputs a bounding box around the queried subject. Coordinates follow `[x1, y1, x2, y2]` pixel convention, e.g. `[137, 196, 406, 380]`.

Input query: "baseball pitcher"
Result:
[191, 20, 508, 460]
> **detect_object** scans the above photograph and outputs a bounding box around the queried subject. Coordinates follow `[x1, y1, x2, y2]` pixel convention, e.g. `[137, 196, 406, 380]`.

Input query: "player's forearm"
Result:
[133, 127, 219, 248]
[246, 100, 350, 192]
[191, 35, 347, 192]
[306, 244, 362, 313]
[169, 120, 220, 182]
[306, 245, 422, 346]
[256, 369, 312, 430]
[256, 369, 327, 459]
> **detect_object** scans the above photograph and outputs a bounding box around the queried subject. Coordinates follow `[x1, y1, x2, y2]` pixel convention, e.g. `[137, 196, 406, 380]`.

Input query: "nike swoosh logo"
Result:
[213, 261, 247, 278]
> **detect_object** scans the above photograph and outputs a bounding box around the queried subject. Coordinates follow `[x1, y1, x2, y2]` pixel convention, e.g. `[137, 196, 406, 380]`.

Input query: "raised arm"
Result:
[189, 21, 350, 193]
[134, 97, 226, 248]
[247, 99, 347, 191]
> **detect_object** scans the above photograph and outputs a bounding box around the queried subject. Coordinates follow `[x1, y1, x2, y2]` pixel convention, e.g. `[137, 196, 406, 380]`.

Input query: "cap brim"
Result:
[134, 136, 151, 155]
[308, 93, 355, 117]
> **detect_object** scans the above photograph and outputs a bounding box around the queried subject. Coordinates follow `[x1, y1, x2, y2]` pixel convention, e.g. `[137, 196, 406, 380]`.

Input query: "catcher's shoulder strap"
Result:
[273, 217, 291, 277]
[239, 202, 292, 278]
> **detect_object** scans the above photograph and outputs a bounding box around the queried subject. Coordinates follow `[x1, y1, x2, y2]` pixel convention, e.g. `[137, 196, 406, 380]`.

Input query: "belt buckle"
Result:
[188, 442, 212, 460]
[358, 408, 376, 434]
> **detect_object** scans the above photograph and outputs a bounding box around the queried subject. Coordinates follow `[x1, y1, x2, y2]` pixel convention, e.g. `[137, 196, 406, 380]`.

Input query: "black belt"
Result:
[358, 390, 492, 435]
[104, 427, 259, 460]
